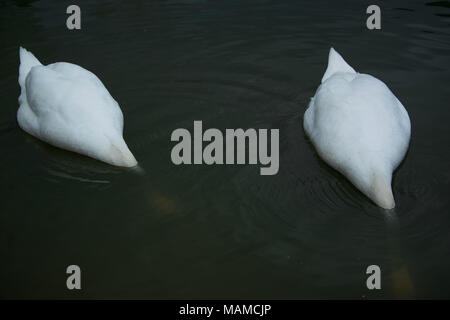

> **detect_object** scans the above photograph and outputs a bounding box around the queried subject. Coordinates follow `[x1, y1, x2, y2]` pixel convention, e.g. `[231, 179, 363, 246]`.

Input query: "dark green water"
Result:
[1, 0, 449, 299]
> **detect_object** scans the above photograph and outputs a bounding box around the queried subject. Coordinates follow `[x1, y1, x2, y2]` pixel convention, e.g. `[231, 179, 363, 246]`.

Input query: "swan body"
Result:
[17, 47, 137, 167]
[303, 48, 411, 209]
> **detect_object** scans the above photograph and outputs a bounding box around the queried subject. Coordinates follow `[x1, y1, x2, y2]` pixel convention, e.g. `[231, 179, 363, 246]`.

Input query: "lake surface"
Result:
[0, 0, 449, 299]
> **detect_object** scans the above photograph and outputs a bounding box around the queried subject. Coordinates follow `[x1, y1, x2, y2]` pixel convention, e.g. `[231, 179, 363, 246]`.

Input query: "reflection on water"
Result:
[0, 0, 449, 299]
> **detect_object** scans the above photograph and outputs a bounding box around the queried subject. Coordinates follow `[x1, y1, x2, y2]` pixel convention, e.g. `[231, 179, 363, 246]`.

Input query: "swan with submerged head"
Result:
[303, 48, 411, 209]
[17, 47, 137, 167]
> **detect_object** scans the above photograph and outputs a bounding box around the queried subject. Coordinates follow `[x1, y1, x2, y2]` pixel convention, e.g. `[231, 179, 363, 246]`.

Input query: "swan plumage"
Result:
[17, 47, 137, 167]
[304, 48, 411, 209]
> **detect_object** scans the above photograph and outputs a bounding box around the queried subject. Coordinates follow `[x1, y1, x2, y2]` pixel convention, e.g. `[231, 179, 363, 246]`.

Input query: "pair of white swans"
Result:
[17, 47, 410, 209]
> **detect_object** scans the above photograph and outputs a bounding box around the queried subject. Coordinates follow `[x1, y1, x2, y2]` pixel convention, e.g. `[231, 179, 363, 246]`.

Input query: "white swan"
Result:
[303, 48, 411, 209]
[17, 47, 137, 167]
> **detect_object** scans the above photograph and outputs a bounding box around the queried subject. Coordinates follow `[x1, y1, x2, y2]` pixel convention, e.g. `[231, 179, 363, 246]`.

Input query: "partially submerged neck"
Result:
[368, 173, 395, 209]
[107, 139, 138, 167]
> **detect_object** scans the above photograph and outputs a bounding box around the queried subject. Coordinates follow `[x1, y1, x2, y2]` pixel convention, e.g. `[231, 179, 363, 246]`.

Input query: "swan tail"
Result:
[321, 47, 356, 83]
[18, 47, 42, 96]
[17, 47, 42, 132]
